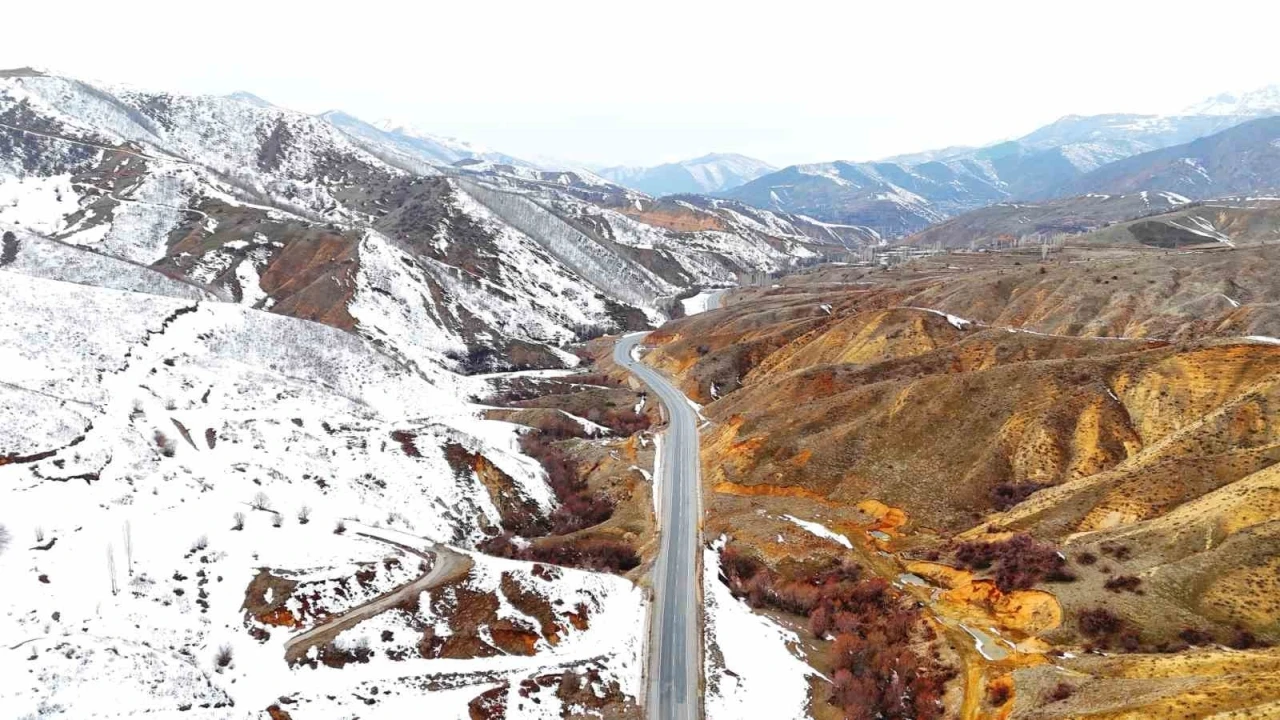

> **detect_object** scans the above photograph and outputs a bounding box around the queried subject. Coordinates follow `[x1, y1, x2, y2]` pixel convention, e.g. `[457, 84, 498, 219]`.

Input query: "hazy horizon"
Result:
[5, 0, 1280, 168]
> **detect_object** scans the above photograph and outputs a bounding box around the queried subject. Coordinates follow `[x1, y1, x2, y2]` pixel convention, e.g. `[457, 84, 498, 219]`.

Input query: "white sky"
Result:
[4, 0, 1279, 168]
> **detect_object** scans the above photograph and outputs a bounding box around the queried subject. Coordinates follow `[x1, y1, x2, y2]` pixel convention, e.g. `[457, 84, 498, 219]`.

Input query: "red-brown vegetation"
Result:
[1099, 542, 1132, 561]
[718, 543, 952, 719]
[990, 481, 1052, 511]
[479, 533, 639, 573]
[1178, 627, 1215, 646]
[1103, 575, 1142, 593]
[390, 429, 420, 457]
[1077, 607, 1143, 651]
[518, 433, 615, 535]
[953, 534, 1075, 592]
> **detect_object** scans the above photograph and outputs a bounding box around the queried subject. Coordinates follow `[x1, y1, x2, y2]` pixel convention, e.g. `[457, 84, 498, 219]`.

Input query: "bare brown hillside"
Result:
[648, 249, 1280, 718]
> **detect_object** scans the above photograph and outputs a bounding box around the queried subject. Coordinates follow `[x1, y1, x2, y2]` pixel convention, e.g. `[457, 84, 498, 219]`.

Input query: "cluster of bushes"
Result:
[953, 533, 1076, 592]
[1076, 606, 1268, 653]
[475, 431, 637, 574]
[480, 533, 639, 573]
[989, 481, 1052, 511]
[584, 407, 650, 436]
[719, 544, 952, 719]
[485, 373, 625, 407]
[1103, 575, 1142, 594]
[519, 433, 615, 535]
[1098, 541, 1131, 560]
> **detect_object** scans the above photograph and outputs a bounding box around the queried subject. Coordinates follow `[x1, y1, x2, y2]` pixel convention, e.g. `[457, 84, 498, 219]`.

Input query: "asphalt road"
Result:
[614, 289, 722, 720]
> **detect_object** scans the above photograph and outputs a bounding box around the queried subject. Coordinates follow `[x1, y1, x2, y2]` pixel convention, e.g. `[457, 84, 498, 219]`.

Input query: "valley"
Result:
[4, 58, 1280, 720]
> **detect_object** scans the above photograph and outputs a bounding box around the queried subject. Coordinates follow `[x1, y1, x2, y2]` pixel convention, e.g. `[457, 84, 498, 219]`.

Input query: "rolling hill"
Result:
[642, 248, 1280, 717]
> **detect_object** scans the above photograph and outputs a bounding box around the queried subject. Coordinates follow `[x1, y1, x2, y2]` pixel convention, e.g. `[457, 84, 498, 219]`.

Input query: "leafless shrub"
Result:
[271, 513, 283, 528]
[334, 519, 347, 535]
[190, 535, 208, 553]
[0, 524, 10, 556]
[232, 512, 245, 531]
[297, 506, 311, 525]
[214, 644, 233, 670]
[251, 492, 272, 512]
[34, 526, 45, 543]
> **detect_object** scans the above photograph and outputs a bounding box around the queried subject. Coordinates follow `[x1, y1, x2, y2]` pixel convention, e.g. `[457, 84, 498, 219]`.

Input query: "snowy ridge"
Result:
[0, 267, 644, 716]
[3, 70, 856, 379]
[598, 153, 776, 196]
[460, 180, 677, 311]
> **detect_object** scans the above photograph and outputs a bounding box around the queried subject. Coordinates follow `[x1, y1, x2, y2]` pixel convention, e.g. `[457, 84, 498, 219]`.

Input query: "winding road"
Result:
[283, 534, 472, 664]
[613, 288, 723, 720]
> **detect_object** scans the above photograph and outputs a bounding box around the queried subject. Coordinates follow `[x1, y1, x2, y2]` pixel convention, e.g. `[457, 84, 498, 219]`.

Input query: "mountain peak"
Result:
[226, 91, 273, 108]
[1182, 84, 1280, 117]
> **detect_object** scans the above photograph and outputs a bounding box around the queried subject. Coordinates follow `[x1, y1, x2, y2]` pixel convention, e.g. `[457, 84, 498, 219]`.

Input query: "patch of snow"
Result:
[782, 515, 853, 549]
[704, 536, 815, 720]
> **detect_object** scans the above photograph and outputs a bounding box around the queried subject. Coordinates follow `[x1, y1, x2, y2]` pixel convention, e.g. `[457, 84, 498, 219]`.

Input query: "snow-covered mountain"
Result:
[1182, 84, 1280, 117]
[726, 83, 1280, 237]
[0, 68, 671, 717]
[598, 153, 776, 197]
[1067, 115, 1280, 199]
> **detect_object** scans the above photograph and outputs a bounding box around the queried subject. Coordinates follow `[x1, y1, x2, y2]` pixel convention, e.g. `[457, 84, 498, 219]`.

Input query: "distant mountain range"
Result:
[720, 85, 1280, 237]
[597, 153, 776, 197]
[1066, 115, 1280, 199]
[905, 114, 1280, 249]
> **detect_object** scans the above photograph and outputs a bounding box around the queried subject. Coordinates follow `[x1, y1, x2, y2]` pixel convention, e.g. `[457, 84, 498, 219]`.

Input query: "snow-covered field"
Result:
[0, 263, 644, 718]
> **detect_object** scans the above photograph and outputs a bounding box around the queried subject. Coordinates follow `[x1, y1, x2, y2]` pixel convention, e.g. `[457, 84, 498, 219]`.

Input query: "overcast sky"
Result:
[5, 0, 1279, 168]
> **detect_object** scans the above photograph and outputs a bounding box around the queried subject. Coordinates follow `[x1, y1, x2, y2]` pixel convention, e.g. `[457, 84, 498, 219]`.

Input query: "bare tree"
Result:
[334, 519, 347, 535]
[34, 526, 45, 543]
[107, 543, 118, 596]
[271, 513, 283, 528]
[297, 506, 311, 525]
[251, 492, 272, 512]
[0, 524, 10, 556]
[232, 512, 245, 531]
